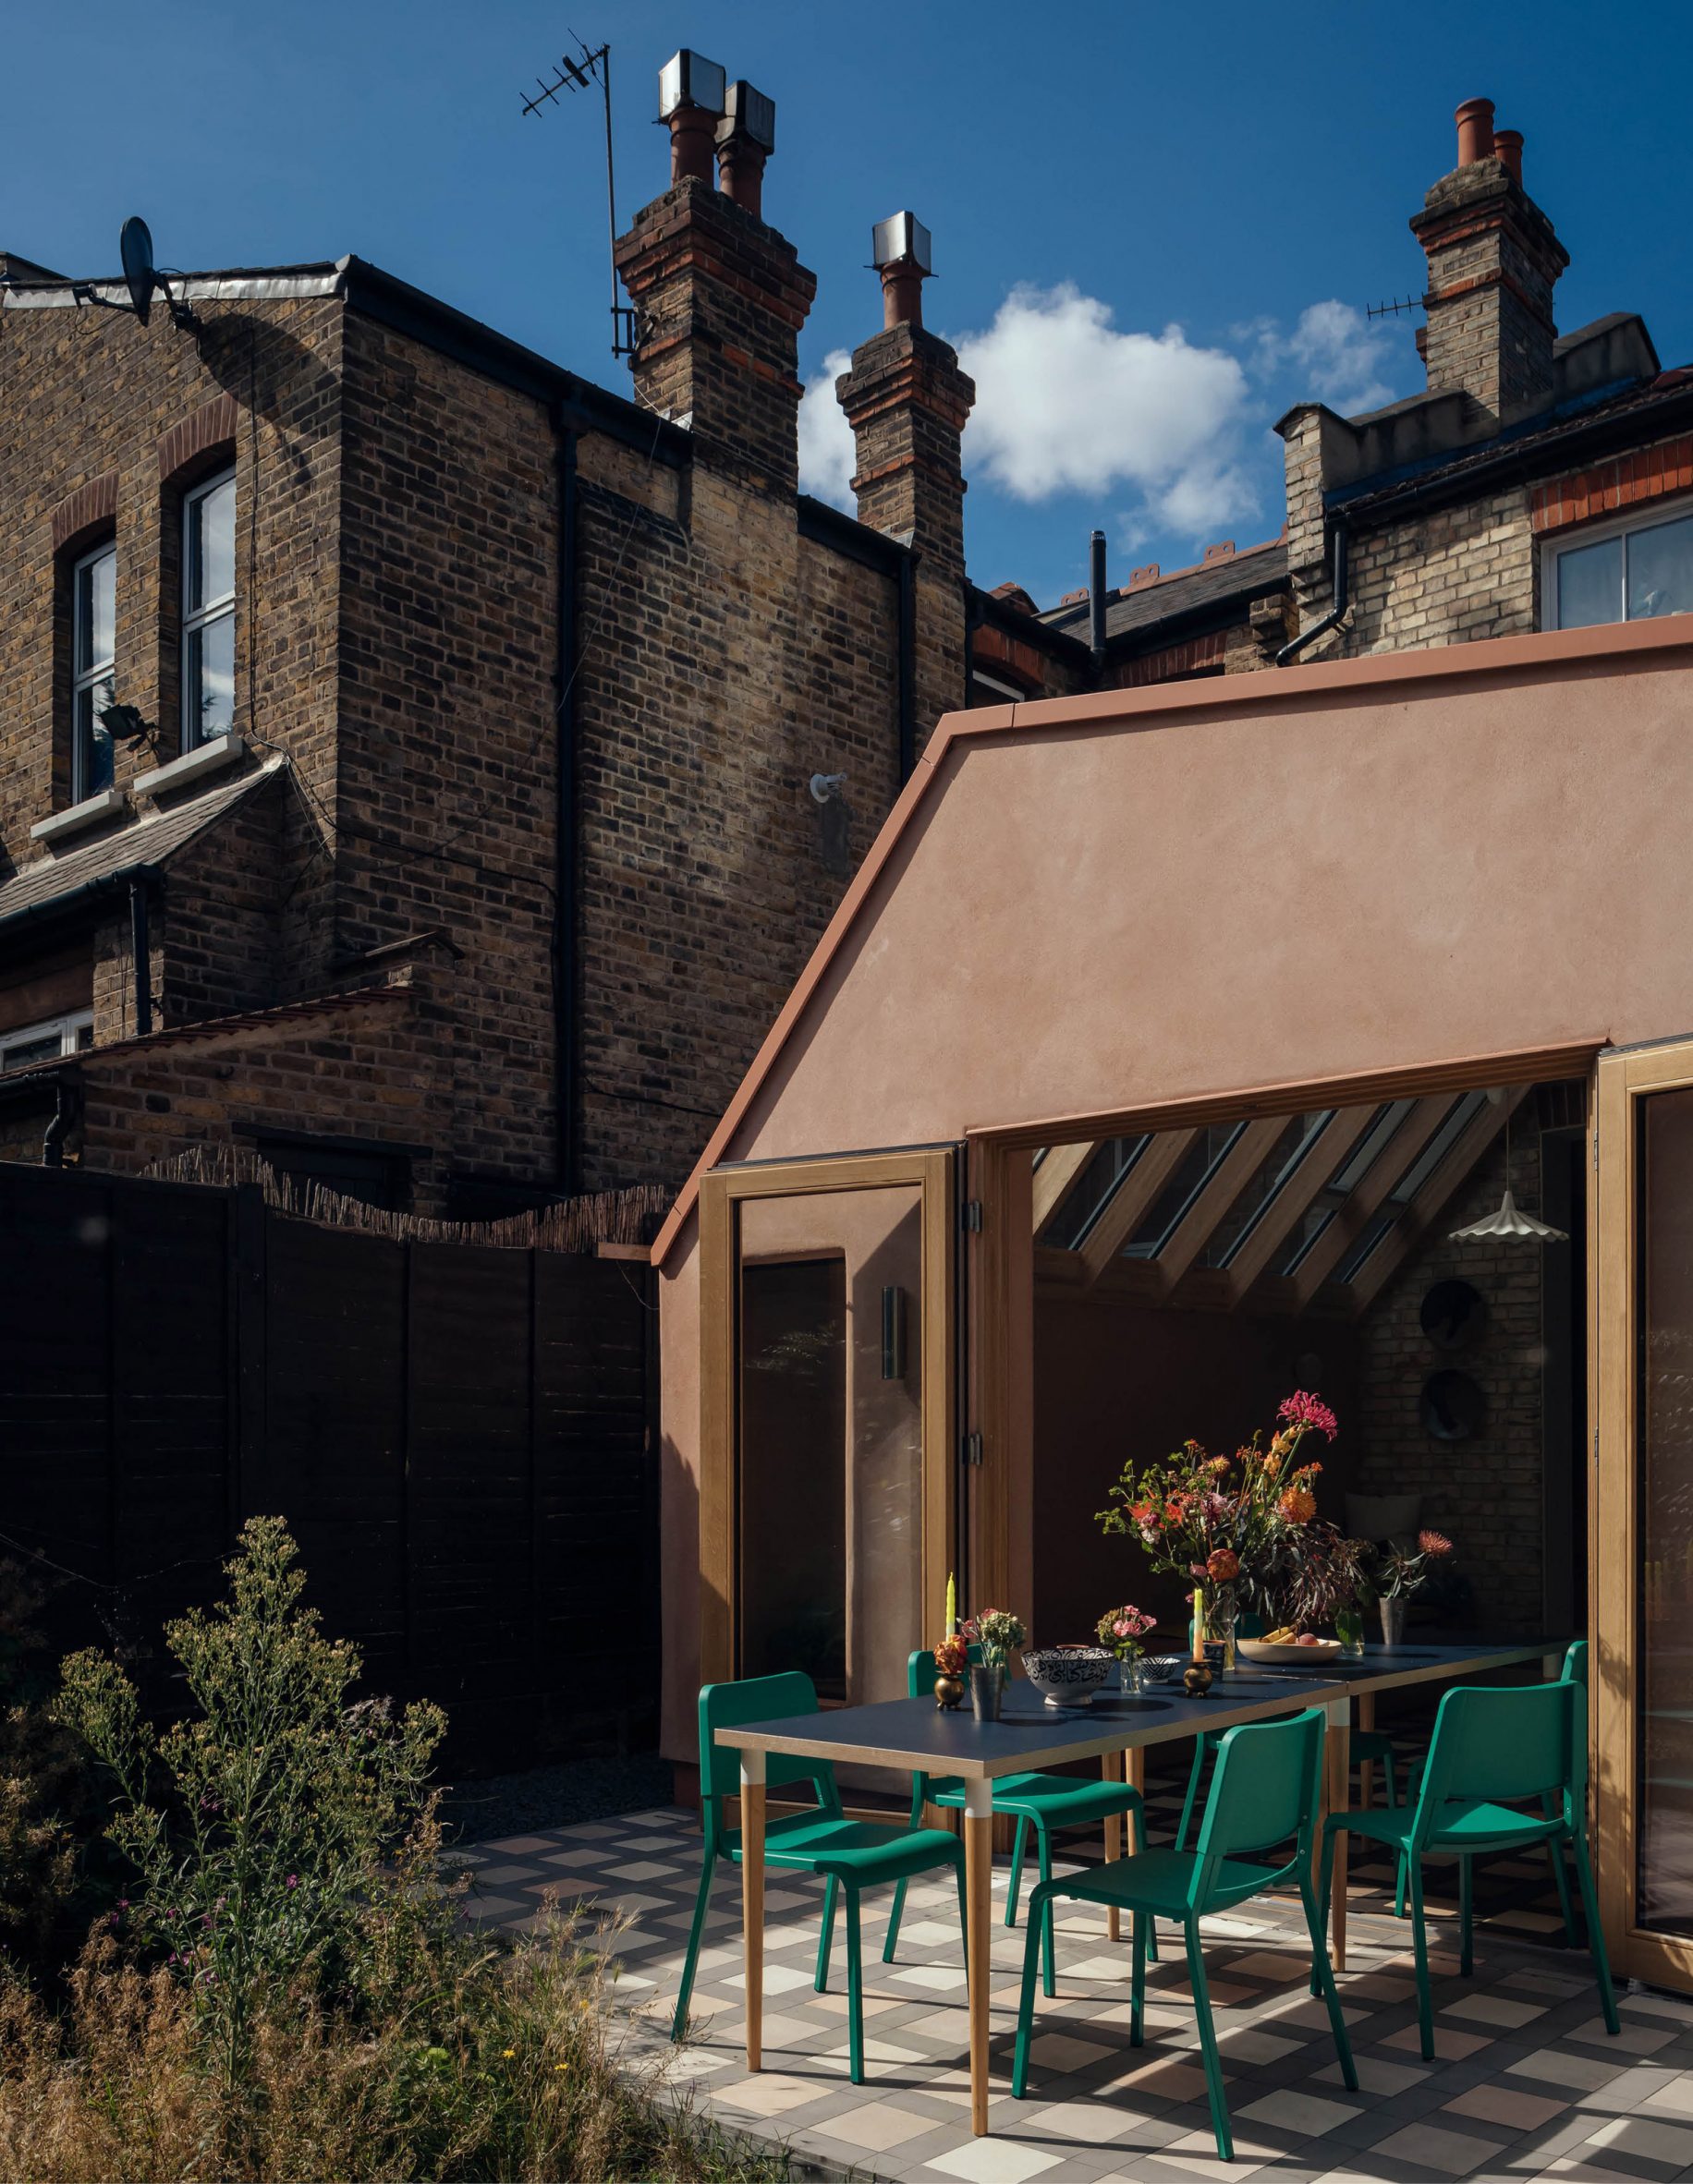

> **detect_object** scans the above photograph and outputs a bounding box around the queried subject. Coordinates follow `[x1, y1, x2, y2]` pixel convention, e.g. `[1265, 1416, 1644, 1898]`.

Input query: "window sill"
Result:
[30, 786, 128, 850]
[133, 732, 247, 802]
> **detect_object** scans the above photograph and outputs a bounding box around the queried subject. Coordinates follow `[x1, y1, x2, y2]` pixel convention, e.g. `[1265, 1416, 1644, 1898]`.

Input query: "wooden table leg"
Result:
[740, 1749, 766, 2072]
[1102, 1750, 1122, 1941]
[1356, 1691, 1376, 1815]
[965, 1778, 993, 2137]
[1322, 1697, 1349, 1972]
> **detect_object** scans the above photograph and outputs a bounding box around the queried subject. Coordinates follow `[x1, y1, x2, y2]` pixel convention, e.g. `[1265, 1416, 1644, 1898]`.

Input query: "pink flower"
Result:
[1418, 1529, 1453, 1558]
[1277, 1391, 1339, 1442]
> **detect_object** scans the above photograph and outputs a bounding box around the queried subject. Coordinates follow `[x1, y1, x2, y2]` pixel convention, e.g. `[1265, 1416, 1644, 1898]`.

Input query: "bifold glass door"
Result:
[699, 1149, 957, 1708]
[1595, 1040, 1693, 1990]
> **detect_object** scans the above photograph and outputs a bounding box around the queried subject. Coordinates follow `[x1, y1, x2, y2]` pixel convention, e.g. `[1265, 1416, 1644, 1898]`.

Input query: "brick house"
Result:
[1, 79, 1686, 1226]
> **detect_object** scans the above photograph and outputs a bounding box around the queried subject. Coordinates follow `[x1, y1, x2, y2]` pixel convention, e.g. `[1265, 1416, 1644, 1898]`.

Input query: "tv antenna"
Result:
[1366, 294, 1422, 322]
[522, 35, 638, 358]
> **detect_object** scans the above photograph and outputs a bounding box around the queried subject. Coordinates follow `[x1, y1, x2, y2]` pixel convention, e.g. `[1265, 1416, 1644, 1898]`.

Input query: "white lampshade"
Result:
[1448, 1186, 1567, 1244]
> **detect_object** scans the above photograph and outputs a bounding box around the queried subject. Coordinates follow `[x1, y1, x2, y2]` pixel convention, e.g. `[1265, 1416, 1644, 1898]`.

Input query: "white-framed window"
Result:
[0, 1010, 93, 1074]
[181, 468, 235, 748]
[1542, 499, 1693, 630]
[70, 540, 116, 803]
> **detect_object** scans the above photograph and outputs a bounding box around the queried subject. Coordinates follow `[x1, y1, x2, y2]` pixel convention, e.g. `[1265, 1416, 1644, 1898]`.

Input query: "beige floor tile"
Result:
[1016, 2096, 1139, 2144]
[1443, 1992, 1549, 2029]
[710, 2072, 833, 2117]
[922, 2139, 1063, 2183]
[1585, 2111, 1693, 2166]
[1379, 2022, 1494, 2060]
[1371, 2119, 1505, 2175]
[1025, 2030, 1114, 2072]
[813, 2102, 944, 2154]
[1236, 2086, 1360, 2137]
[1443, 2081, 1568, 2130]
[1102, 2056, 1219, 2105]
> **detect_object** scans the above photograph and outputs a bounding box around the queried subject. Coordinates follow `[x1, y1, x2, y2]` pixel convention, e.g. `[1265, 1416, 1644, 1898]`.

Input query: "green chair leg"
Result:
[1542, 1792, 1578, 1944]
[1010, 1889, 1046, 2099]
[1458, 1853, 1474, 1980]
[1005, 1813, 1030, 1927]
[882, 1875, 908, 1964]
[1185, 1916, 1233, 2163]
[1176, 1737, 1208, 1852]
[1382, 1753, 1398, 1809]
[1407, 1858, 1435, 2061]
[671, 1840, 716, 2040]
[845, 1886, 865, 2085]
[1131, 1807, 1161, 1965]
[1300, 1875, 1358, 2090]
[1395, 1850, 1409, 1918]
[1037, 1823, 1056, 1997]
[1130, 1910, 1149, 2046]
[1571, 1824, 1621, 2035]
[816, 1874, 839, 1991]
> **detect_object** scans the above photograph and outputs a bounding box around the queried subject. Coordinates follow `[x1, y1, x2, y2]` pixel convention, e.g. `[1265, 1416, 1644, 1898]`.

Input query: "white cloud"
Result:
[1281, 300, 1399, 415]
[797, 349, 856, 506]
[950, 284, 1256, 539]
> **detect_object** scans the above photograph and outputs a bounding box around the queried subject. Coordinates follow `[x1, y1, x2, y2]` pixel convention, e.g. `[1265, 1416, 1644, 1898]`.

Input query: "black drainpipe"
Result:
[1276, 516, 1350, 666]
[896, 548, 917, 783]
[42, 1075, 81, 1168]
[128, 878, 152, 1039]
[1088, 528, 1108, 673]
[961, 580, 983, 712]
[551, 401, 581, 1195]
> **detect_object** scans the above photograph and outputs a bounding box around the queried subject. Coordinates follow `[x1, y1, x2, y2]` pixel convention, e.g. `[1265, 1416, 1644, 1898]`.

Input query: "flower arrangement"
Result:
[1365, 1528, 1454, 1601]
[964, 1608, 1027, 1670]
[932, 1632, 968, 1679]
[1094, 1603, 1156, 1663]
[1096, 1392, 1340, 1624]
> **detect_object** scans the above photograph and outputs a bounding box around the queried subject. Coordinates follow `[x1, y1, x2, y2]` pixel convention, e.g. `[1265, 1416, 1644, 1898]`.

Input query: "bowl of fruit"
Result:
[1236, 1626, 1344, 1665]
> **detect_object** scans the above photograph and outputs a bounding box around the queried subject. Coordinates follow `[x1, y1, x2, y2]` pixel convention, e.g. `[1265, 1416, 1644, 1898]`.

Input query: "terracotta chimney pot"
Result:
[1455, 96, 1495, 168]
[880, 261, 925, 331]
[668, 105, 717, 187]
[715, 80, 776, 218]
[1493, 127, 1524, 185]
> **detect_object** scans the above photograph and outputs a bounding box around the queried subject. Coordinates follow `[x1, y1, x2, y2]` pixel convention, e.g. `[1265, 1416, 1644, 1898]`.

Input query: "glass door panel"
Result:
[699, 1148, 956, 1718]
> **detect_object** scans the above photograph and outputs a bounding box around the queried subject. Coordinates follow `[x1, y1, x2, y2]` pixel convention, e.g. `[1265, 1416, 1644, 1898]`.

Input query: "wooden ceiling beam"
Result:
[1347, 1086, 1529, 1315]
[1030, 1141, 1098, 1235]
[1225, 1106, 1376, 1304]
[1154, 1116, 1287, 1291]
[1289, 1095, 1452, 1309]
[1078, 1128, 1199, 1287]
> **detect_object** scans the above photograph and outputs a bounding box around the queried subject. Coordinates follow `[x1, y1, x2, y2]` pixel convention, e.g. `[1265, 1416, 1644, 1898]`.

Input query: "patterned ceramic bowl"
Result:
[1019, 1645, 1114, 1708]
[1139, 1654, 1188, 1687]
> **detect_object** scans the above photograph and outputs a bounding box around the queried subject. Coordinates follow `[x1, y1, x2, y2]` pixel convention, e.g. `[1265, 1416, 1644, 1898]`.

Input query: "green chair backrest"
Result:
[1193, 1707, 1325, 1895]
[1562, 1638, 1588, 1689]
[1236, 1610, 1266, 1640]
[698, 1673, 842, 1854]
[1415, 1679, 1576, 1832]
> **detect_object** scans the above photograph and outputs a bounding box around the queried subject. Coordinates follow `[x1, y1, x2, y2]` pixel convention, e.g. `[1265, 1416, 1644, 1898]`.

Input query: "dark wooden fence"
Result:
[0, 1160, 657, 1767]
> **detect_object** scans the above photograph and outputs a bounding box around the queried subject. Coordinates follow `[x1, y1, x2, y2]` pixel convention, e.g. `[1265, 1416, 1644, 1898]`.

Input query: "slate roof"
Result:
[0, 761, 284, 932]
[1040, 536, 1289, 649]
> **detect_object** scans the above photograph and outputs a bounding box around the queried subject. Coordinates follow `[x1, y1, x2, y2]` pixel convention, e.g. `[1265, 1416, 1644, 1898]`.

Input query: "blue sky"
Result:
[8, 1, 1692, 606]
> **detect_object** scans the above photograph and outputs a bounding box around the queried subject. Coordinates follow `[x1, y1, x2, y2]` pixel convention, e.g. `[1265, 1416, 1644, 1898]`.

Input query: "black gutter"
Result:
[1277, 518, 1349, 667]
[0, 861, 166, 948]
[897, 554, 917, 782]
[551, 404, 581, 1195]
[1328, 379, 1693, 526]
[973, 588, 1093, 669]
[338, 257, 691, 470]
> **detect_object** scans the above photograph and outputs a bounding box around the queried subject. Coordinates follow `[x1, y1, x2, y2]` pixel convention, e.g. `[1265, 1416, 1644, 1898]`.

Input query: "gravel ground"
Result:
[438, 1751, 675, 1848]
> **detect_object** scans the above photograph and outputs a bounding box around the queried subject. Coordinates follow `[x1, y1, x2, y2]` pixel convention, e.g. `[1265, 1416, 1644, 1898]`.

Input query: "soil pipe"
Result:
[1276, 516, 1350, 665]
[551, 404, 581, 1193]
[42, 1075, 80, 1169]
[898, 548, 917, 783]
[1089, 530, 1108, 670]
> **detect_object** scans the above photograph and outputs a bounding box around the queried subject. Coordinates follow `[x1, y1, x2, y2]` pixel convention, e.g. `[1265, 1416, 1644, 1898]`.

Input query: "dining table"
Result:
[713, 1637, 1569, 2137]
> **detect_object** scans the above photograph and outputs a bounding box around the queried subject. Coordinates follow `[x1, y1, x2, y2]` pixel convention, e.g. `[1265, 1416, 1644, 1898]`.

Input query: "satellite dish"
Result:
[119, 216, 155, 325]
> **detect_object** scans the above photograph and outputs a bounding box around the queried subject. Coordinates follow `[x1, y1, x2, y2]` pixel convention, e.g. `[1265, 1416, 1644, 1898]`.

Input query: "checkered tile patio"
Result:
[457, 1766, 1693, 2184]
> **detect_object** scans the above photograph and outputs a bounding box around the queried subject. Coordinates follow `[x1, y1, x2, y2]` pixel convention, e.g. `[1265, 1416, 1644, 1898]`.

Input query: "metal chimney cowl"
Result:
[657, 49, 726, 119]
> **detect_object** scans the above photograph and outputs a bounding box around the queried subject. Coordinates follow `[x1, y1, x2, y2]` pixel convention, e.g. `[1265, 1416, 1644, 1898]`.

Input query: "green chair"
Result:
[884, 1647, 1155, 1995]
[1323, 1671, 1618, 2062]
[672, 1671, 968, 2082]
[1391, 1640, 1587, 1934]
[1012, 1707, 1355, 2163]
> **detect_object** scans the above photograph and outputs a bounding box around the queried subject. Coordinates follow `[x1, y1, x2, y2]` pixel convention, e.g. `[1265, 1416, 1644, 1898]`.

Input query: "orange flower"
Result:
[1278, 1486, 1317, 1525]
[1206, 1455, 1231, 1474]
[1206, 1547, 1239, 1583]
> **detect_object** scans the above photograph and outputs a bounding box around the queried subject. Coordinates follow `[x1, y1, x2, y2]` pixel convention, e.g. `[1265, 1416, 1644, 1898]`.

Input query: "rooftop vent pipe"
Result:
[715, 79, 775, 217]
[1088, 530, 1108, 664]
[871, 211, 932, 330]
[1455, 96, 1495, 168]
[1493, 127, 1524, 186]
[657, 49, 726, 186]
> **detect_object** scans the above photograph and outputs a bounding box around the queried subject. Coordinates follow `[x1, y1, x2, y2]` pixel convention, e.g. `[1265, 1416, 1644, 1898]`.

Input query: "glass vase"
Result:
[1210, 1583, 1239, 1669]
[1119, 1656, 1146, 1700]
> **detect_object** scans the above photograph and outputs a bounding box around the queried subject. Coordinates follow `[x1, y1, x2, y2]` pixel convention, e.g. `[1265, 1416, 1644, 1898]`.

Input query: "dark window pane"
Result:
[189, 476, 236, 611]
[1039, 1137, 1151, 1251]
[1123, 1123, 1243, 1258]
[74, 677, 115, 799]
[1556, 534, 1622, 628]
[187, 610, 235, 745]
[1627, 513, 1693, 621]
[1209, 1110, 1333, 1268]
[1390, 1091, 1489, 1205]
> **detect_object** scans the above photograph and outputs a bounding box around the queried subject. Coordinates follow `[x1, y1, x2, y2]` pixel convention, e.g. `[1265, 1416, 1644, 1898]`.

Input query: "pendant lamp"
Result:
[1448, 1093, 1567, 1244]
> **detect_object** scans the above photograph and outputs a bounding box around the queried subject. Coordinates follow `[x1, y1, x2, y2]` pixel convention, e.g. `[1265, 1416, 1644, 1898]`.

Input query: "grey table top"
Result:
[712, 1639, 1569, 1781]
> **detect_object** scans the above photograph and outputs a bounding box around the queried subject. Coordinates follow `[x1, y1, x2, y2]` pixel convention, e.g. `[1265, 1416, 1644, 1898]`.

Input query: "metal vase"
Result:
[969, 1663, 1004, 1723]
[1379, 1596, 1407, 1646]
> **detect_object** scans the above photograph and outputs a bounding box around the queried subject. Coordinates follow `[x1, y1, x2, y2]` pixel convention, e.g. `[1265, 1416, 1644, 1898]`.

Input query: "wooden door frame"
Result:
[1593, 1036, 1693, 1990]
[698, 1147, 958, 1693]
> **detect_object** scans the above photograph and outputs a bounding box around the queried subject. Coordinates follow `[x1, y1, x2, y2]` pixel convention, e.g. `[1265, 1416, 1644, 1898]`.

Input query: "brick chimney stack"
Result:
[1411, 97, 1569, 424]
[613, 52, 815, 493]
[836, 214, 975, 585]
